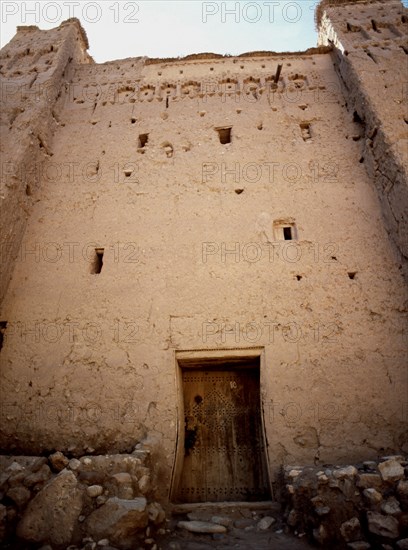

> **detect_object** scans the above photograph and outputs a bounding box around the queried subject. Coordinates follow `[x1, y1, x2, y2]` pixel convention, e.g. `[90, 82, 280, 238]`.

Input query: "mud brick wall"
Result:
[0, 2, 407, 504]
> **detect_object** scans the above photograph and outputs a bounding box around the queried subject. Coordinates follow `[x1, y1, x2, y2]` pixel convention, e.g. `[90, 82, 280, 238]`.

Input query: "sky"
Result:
[1, 0, 408, 63]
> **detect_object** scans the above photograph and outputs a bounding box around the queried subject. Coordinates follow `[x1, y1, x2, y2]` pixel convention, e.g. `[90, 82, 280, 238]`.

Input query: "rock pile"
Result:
[0, 451, 166, 549]
[283, 455, 408, 549]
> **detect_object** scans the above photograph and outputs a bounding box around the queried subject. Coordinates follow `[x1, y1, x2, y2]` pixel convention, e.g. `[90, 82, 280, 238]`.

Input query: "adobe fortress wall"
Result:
[0, 1, 407, 501]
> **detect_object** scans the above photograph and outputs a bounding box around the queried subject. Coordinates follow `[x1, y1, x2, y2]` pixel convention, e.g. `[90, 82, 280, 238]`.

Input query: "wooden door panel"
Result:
[177, 367, 270, 503]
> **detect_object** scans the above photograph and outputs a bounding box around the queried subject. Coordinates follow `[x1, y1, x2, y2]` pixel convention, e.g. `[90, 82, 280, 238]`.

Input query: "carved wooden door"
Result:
[177, 367, 270, 503]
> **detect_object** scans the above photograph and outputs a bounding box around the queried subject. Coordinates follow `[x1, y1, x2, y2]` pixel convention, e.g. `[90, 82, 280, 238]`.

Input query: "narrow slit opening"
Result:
[0, 321, 7, 351]
[283, 227, 293, 241]
[91, 248, 104, 274]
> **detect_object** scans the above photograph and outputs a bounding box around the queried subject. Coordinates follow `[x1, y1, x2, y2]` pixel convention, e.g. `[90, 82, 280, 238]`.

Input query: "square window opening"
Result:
[216, 127, 232, 145]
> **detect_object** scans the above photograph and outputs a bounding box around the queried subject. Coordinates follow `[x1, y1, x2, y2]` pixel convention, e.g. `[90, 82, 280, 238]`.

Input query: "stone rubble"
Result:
[283, 455, 408, 548]
[0, 451, 165, 549]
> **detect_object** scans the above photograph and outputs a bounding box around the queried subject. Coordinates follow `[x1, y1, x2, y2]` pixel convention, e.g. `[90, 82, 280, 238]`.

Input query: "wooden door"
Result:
[176, 365, 270, 503]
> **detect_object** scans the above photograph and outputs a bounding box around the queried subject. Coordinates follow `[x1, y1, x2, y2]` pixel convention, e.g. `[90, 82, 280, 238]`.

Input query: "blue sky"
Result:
[1, 1, 407, 62]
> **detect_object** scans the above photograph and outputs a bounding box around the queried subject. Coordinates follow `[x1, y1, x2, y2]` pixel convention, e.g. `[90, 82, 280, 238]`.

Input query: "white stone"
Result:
[378, 459, 404, 482]
[381, 497, 401, 516]
[68, 458, 81, 471]
[87, 485, 104, 498]
[333, 466, 358, 479]
[367, 511, 399, 539]
[257, 516, 276, 530]
[177, 520, 227, 534]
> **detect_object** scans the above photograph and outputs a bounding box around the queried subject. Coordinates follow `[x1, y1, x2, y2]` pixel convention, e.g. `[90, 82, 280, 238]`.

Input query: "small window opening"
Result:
[91, 248, 104, 274]
[131, 117, 136, 124]
[348, 272, 357, 280]
[283, 227, 293, 240]
[0, 322, 7, 351]
[274, 221, 297, 241]
[296, 275, 302, 281]
[216, 127, 232, 145]
[138, 133, 149, 148]
[300, 122, 311, 141]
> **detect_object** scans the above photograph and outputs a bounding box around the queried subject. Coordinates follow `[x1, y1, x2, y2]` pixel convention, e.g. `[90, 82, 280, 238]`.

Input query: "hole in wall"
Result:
[25, 184, 32, 196]
[235, 189, 244, 195]
[371, 19, 380, 32]
[162, 142, 174, 158]
[131, 117, 136, 124]
[300, 122, 311, 141]
[353, 111, 364, 125]
[296, 275, 302, 281]
[273, 221, 297, 241]
[138, 133, 149, 148]
[348, 272, 357, 280]
[91, 248, 104, 274]
[0, 322, 7, 352]
[365, 49, 378, 63]
[216, 127, 232, 144]
[257, 123, 263, 130]
[283, 227, 293, 240]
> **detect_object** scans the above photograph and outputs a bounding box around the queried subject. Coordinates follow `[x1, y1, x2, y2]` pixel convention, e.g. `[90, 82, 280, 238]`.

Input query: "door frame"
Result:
[169, 347, 272, 503]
